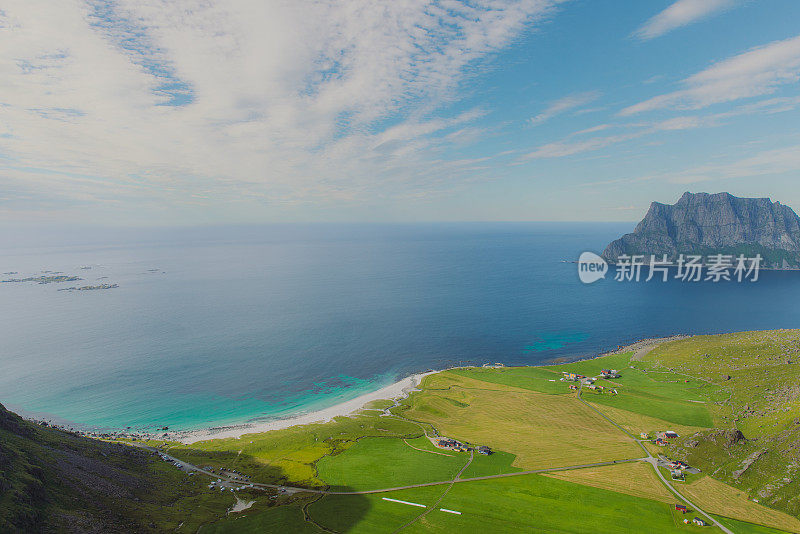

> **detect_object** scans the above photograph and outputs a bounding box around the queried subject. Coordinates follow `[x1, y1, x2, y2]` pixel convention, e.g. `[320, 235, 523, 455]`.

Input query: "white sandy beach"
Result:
[177, 370, 438, 444]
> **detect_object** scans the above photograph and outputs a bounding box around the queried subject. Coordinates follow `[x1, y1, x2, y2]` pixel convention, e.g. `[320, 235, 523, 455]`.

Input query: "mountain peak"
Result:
[603, 192, 800, 268]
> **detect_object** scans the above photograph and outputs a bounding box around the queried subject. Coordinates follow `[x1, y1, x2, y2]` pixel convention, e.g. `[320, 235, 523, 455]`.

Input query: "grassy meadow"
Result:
[115, 330, 800, 533]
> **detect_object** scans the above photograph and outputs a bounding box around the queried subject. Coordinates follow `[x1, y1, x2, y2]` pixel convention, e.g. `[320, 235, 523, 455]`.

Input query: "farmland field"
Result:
[136, 330, 800, 533]
[315, 436, 467, 491]
[398, 371, 642, 469]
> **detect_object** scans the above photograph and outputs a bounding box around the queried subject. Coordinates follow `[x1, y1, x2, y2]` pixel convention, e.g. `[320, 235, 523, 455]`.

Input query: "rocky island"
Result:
[57, 283, 119, 292]
[603, 192, 800, 268]
[1, 274, 82, 284]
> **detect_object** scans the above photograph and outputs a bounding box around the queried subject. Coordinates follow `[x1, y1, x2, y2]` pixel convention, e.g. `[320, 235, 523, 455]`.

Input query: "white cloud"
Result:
[0, 0, 562, 218]
[522, 131, 642, 159]
[529, 91, 600, 125]
[633, 0, 735, 41]
[522, 94, 800, 160]
[622, 34, 800, 115]
[662, 145, 800, 184]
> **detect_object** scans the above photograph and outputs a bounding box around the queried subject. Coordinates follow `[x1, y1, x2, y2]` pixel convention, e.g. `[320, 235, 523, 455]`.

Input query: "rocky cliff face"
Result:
[603, 192, 800, 268]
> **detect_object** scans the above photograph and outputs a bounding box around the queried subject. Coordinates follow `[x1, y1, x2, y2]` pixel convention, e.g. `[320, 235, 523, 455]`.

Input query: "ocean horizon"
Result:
[3, 222, 800, 433]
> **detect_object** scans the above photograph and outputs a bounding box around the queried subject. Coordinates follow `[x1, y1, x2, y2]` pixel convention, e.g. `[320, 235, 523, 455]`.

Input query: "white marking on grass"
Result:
[440, 508, 461, 515]
[382, 498, 426, 508]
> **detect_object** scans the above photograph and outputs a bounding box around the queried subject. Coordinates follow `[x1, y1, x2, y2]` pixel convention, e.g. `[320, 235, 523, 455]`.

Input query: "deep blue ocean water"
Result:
[2, 223, 800, 431]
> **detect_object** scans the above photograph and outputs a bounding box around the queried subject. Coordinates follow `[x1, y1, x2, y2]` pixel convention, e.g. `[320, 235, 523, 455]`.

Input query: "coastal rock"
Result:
[602, 192, 800, 268]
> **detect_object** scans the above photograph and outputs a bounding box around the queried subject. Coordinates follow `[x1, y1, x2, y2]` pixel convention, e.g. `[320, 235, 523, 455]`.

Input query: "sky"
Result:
[2, 0, 800, 226]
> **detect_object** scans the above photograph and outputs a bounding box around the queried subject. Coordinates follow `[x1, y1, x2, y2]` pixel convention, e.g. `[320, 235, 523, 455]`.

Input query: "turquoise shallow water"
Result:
[2, 223, 800, 431]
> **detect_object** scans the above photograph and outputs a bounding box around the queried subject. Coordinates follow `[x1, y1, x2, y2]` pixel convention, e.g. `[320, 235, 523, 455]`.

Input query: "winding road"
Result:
[576, 383, 733, 534]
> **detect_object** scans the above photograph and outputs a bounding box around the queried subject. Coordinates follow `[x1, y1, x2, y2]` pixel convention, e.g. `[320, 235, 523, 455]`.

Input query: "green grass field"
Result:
[448, 366, 567, 394]
[301, 473, 702, 533]
[413, 474, 692, 533]
[307, 486, 446, 533]
[200, 503, 324, 534]
[316, 436, 467, 491]
[585, 389, 714, 428]
[397, 371, 642, 469]
[110, 330, 800, 533]
[460, 450, 520, 478]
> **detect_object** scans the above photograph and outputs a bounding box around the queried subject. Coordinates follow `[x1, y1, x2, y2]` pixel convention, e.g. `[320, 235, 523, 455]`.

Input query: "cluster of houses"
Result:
[561, 370, 618, 394]
[675, 505, 707, 526]
[562, 372, 587, 382]
[435, 438, 492, 455]
[654, 430, 679, 446]
[436, 438, 467, 451]
[669, 459, 690, 480]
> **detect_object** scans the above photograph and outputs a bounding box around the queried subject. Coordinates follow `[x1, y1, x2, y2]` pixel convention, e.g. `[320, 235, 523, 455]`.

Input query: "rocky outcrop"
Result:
[733, 449, 768, 480]
[603, 192, 800, 268]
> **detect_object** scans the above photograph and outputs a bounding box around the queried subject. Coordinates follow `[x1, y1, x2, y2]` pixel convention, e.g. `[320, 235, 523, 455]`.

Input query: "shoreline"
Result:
[174, 370, 440, 444]
[27, 334, 686, 444]
[168, 334, 683, 444]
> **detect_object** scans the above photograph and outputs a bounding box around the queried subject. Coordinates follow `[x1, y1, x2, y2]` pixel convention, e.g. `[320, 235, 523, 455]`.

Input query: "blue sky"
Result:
[2, 0, 800, 225]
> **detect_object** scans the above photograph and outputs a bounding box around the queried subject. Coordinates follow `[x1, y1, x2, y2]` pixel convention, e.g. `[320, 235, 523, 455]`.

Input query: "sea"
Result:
[2, 222, 800, 432]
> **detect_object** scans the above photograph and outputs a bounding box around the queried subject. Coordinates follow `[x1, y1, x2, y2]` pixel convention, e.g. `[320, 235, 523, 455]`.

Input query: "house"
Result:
[477, 446, 492, 455]
[663, 431, 679, 439]
[671, 469, 685, 481]
[655, 438, 667, 446]
[674, 504, 687, 514]
[600, 369, 620, 379]
[436, 438, 465, 450]
[693, 517, 707, 526]
[640, 432, 649, 439]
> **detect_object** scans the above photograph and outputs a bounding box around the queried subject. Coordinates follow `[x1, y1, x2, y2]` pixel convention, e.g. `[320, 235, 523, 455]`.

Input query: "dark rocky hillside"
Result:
[603, 192, 800, 268]
[0, 403, 229, 533]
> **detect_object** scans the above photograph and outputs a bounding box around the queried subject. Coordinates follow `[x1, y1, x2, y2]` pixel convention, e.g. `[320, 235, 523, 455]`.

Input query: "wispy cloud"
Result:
[622, 34, 800, 115]
[529, 91, 600, 125]
[633, 0, 735, 41]
[0, 0, 562, 216]
[661, 145, 800, 184]
[523, 95, 800, 160]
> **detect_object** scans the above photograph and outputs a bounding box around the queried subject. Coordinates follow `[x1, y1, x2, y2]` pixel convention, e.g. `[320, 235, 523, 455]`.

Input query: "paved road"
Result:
[132, 441, 644, 496]
[644, 457, 733, 534]
[576, 384, 734, 534]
